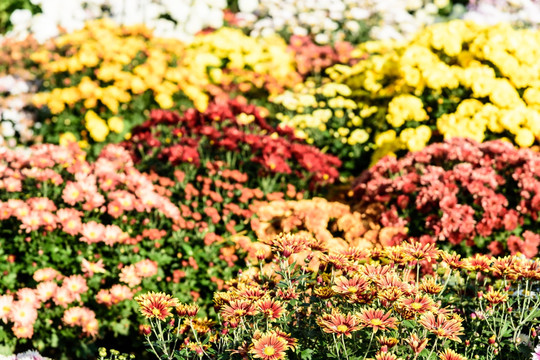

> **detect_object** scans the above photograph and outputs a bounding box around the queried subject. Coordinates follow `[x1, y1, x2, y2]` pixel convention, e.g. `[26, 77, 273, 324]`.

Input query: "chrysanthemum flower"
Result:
[377, 335, 399, 348]
[271, 233, 311, 258]
[256, 298, 285, 320]
[0, 295, 14, 322]
[135, 292, 179, 321]
[401, 241, 440, 263]
[419, 312, 464, 342]
[439, 251, 464, 269]
[438, 348, 467, 360]
[11, 302, 38, 327]
[374, 353, 401, 360]
[220, 299, 256, 320]
[419, 275, 444, 294]
[463, 254, 492, 272]
[317, 311, 360, 337]
[484, 288, 508, 305]
[357, 308, 397, 332]
[405, 333, 429, 354]
[332, 274, 369, 299]
[250, 331, 289, 360]
[397, 294, 436, 315]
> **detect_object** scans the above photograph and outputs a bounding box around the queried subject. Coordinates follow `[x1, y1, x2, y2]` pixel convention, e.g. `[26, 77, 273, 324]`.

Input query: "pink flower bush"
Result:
[352, 138, 540, 257]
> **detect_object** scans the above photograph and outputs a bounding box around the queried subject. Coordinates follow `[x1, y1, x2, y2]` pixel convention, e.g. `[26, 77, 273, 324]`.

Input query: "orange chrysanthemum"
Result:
[256, 298, 285, 320]
[438, 348, 467, 360]
[405, 333, 429, 354]
[419, 276, 444, 294]
[220, 299, 256, 320]
[419, 312, 464, 342]
[332, 274, 369, 296]
[439, 251, 464, 269]
[357, 308, 397, 332]
[398, 294, 436, 315]
[250, 331, 289, 360]
[483, 288, 508, 305]
[374, 352, 400, 360]
[401, 241, 440, 263]
[317, 311, 360, 337]
[135, 292, 179, 321]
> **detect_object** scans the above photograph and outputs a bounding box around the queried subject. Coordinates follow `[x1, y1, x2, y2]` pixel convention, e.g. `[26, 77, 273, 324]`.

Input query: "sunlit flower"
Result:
[397, 294, 436, 315]
[317, 311, 360, 337]
[419, 312, 464, 342]
[135, 292, 179, 321]
[357, 308, 397, 332]
[256, 298, 285, 320]
[405, 333, 429, 355]
[483, 288, 508, 305]
[438, 348, 467, 360]
[250, 331, 289, 360]
[220, 299, 256, 320]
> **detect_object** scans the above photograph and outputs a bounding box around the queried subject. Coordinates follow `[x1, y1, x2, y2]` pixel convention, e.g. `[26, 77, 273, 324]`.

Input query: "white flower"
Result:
[238, 0, 260, 13]
[9, 9, 32, 27]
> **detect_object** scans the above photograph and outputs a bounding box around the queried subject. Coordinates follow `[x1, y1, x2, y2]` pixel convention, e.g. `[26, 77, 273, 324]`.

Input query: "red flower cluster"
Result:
[123, 98, 341, 187]
[288, 35, 357, 77]
[352, 138, 540, 257]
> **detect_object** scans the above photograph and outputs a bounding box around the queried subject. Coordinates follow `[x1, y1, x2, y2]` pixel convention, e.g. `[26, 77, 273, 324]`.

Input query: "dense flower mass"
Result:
[29, 21, 300, 150]
[325, 20, 540, 165]
[0, 142, 297, 357]
[7, 0, 227, 42]
[138, 233, 540, 359]
[1, 3, 540, 360]
[352, 138, 540, 256]
[234, 0, 460, 44]
[122, 98, 341, 189]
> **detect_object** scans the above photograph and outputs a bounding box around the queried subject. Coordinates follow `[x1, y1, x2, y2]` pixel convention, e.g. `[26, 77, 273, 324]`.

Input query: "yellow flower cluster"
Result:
[180, 27, 300, 109]
[31, 19, 186, 143]
[272, 81, 369, 147]
[31, 21, 298, 145]
[329, 20, 540, 163]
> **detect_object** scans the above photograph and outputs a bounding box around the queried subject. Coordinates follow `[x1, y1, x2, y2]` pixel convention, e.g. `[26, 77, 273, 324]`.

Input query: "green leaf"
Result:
[300, 348, 314, 360]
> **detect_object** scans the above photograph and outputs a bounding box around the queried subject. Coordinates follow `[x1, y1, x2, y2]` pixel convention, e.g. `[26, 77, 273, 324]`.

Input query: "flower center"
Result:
[263, 346, 276, 356]
[370, 318, 383, 326]
[411, 302, 423, 310]
[337, 324, 349, 333]
[152, 308, 161, 316]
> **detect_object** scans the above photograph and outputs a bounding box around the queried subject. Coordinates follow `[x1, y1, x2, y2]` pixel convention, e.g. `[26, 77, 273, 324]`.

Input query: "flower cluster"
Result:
[235, 0, 459, 44]
[352, 138, 540, 257]
[287, 35, 356, 77]
[7, 0, 226, 43]
[138, 234, 540, 359]
[328, 20, 540, 165]
[122, 98, 341, 189]
[178, 27, 300, 110]
[272, 80, 371, 176]
[235, 197, 405, 264]
[0, 143, 283, 357]
[463, 0, 540, 28]
[29, 19, 190, 148]
[29, 21, 300, 150]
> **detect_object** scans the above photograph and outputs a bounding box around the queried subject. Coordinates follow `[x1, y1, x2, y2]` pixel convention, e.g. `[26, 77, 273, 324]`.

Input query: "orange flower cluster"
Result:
[138, 231, 540, 359]
[236, 198, 404, 264]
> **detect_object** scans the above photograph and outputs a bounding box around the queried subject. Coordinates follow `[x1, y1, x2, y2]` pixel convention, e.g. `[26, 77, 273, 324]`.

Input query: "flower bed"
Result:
[29, 21, 299, 152]
[351, 138, 540, 257]
[309, 20, 540, 168]
[137, 233, 540, 359]
[0, 143, 301, 357]
[122, 98, 341, 191]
